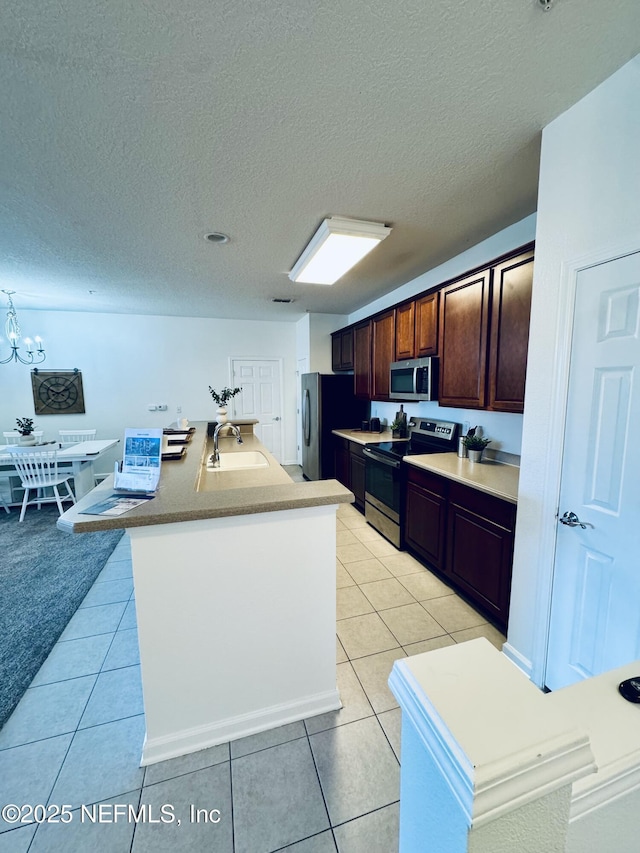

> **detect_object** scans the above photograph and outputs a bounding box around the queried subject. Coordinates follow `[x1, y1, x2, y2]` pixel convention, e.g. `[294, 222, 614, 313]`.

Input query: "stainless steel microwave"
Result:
[389, 357, 437, 401]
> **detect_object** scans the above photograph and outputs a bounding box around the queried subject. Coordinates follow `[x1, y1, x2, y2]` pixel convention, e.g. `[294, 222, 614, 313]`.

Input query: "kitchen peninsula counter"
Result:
[57, 422, 348, 766]
[58, 423, 352, 533]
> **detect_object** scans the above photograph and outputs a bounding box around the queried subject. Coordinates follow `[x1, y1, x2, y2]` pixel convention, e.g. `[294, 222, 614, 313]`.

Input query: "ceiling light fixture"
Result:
[1, 290, 45, 365]
[288, 217, 391, 285]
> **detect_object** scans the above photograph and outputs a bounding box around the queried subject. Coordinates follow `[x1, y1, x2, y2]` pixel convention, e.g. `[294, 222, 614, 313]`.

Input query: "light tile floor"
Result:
[0, 487, 505, 853]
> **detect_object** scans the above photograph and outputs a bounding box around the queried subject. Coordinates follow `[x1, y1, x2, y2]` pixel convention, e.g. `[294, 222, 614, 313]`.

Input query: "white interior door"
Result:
[546, 251, 640, 690]
[230, 359, 283, 460]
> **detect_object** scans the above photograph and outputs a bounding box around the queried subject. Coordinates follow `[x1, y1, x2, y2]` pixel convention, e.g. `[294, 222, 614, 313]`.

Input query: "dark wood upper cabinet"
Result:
[329, 244, 533, 411]
[354, 321, 372, 399]
[415, 291, 439, 357]
[372, 310, 395, 400]
[438, 269, 492, 409]
[488, 250, 534, 413]
[331, 328, 354, 371]
[394, 302, 415, 360]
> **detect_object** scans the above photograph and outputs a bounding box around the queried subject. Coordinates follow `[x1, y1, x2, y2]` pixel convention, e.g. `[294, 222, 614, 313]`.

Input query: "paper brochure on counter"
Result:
[81, 494, 155, 516]
[114, 428, 163, 494]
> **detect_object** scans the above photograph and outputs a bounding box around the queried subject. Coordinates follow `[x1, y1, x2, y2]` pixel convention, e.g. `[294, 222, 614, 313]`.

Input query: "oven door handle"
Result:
[363, 448, 402, 469]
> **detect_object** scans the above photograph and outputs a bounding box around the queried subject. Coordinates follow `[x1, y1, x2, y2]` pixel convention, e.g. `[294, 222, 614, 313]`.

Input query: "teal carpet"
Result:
[0, 504, 123, 729]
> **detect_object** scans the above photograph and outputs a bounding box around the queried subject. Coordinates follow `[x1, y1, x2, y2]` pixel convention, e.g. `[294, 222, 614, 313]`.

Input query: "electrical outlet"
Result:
[176, 406, 182, 414]
[156, 404, 168, 411]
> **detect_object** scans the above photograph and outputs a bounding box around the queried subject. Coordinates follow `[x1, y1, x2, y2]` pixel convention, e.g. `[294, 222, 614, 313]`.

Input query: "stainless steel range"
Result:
[363, 418, 459, 548]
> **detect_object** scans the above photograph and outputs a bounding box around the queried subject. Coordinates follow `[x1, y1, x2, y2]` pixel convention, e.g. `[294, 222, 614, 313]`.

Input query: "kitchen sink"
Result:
[206, 451, 269, 471]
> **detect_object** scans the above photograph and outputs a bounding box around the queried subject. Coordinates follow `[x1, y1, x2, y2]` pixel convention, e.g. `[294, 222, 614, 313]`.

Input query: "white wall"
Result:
[1, 310, 298, 471]
[295, 312, 348, 375]
[309, 313, 348, 373]
[506, 55, 640, 682]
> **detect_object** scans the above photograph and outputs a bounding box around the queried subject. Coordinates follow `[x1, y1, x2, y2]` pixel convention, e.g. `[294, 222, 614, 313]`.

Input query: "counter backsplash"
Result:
[370, 400, 523, 463]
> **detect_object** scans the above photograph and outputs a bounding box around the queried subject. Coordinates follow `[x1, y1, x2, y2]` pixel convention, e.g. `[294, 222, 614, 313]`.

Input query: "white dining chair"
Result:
[8, 448, 76, 523]
[3, 430, 44, 444]
[58, 429, 97, 446]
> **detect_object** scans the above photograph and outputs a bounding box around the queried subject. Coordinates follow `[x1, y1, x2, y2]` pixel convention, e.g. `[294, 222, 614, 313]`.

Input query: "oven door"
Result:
[363, 448, 402, 547]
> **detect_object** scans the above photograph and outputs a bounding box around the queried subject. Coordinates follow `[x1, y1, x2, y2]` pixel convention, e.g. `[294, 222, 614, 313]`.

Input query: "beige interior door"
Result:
[230, 359, 283, 460]
[546, 250, 640, 689]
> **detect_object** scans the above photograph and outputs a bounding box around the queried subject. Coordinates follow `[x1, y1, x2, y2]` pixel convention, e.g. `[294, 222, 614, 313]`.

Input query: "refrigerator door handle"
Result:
[302, 388, 311, 446]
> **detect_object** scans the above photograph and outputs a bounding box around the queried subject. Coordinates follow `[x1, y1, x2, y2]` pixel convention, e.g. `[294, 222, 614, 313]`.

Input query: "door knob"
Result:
[273, 416, 281, 421]
[559, 511, 590, 529]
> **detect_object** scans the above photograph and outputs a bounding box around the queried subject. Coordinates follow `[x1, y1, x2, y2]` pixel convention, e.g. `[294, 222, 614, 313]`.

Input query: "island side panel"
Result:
[129, 504, 341, 765]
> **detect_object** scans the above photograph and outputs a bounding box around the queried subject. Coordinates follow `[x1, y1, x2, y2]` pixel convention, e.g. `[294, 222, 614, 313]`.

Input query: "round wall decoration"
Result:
[31, 369, 86, 415]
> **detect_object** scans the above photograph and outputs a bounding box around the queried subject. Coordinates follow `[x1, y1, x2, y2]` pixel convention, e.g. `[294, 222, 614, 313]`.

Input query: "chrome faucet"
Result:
[210, 422, 243, 466]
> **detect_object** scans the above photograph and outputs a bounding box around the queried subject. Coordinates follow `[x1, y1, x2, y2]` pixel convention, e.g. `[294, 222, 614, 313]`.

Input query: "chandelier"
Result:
[1, 290, 46, 365]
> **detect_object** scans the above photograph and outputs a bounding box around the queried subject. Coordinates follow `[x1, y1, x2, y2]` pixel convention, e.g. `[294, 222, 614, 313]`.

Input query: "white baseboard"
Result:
[140, 688, 341, 766]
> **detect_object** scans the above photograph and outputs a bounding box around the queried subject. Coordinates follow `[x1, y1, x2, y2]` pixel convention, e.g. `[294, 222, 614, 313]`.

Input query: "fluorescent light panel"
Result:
[289, 217, 391, 285]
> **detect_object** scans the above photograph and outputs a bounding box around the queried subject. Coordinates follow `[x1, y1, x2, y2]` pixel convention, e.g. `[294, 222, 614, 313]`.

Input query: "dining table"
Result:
[0, 439, 120, 500]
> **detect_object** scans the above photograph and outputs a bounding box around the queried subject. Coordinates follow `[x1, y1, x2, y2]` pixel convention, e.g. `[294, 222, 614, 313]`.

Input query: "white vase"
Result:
[216, 407, 228, 424]
[467, 449, 483, 463]
[18, 435, 36, 446]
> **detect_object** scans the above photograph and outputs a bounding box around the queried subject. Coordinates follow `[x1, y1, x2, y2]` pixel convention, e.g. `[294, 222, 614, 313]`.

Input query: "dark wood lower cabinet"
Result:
[334, 437, 366, 511]
[405, 467, 448, 572]
[349, 447, 366, 511]
[446, 483, 516, 630]
[404, 466, 515, 630]
[334, 437, 350, 492]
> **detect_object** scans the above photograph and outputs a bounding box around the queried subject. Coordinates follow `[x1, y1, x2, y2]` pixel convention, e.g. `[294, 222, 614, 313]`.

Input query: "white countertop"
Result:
[333, 429, 518, 503]
[332, 428, 405, 445]
[405, 452, 519, 503]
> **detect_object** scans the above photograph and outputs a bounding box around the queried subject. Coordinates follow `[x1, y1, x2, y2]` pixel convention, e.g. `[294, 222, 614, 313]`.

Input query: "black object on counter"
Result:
[370, 417, 381, 432]
[619, 677, 640, 703]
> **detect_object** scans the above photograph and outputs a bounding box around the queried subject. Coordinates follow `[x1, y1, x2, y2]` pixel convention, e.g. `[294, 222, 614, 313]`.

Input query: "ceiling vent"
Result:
[272, 297, 294, 304]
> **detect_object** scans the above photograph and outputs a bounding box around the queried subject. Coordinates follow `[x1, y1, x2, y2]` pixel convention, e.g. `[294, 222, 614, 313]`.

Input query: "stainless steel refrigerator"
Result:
[301, 373, 369, 480]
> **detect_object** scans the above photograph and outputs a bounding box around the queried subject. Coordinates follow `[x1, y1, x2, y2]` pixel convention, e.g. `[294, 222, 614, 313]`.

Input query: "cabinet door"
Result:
[354, 322, 372, 399]
[334, 437, 350, 489]
[395, 302, 415, 360]
[446, 483, 515, 630]
[349, 451, 366, 511]
[331, 329, 355, 371]
[415, 292, 439, 356]
[488, 250, 534, 413]
[438, 269, 491, 408]
[331, 333, 343, 372]
[404, 467, 448, 571]
[372, 310, 395, 400]
[340, 328, 354, 370]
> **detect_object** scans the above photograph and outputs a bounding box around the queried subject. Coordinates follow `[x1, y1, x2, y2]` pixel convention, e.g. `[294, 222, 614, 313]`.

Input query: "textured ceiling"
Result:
[1, 0, 639, 321]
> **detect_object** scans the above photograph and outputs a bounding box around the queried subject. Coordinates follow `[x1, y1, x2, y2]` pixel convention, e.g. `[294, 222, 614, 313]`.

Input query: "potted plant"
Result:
[208, 386, 242, 423]
[16, 417, 36, 446]
[390, 418, 404, 439]
[462, 434, 491, 463]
